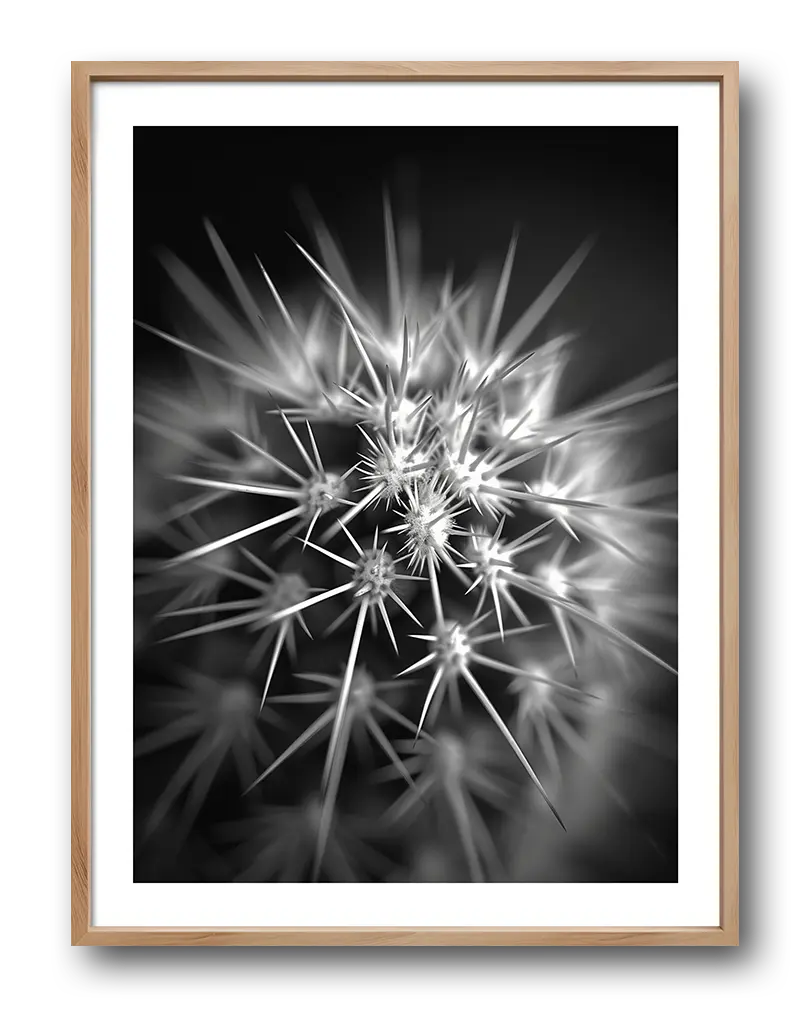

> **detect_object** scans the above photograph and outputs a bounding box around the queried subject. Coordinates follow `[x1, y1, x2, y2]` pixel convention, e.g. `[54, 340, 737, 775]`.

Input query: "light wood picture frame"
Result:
[72, 61, 738, 946]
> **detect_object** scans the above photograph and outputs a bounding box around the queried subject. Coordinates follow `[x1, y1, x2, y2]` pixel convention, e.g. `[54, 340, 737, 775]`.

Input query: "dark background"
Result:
[135, 126, 677, 406]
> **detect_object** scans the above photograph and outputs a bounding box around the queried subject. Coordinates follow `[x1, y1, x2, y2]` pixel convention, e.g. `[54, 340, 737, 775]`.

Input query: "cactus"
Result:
[134, 196, 677, 883]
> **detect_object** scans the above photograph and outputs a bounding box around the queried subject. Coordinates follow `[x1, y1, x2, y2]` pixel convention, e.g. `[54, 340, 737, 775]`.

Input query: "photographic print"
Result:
[133, 125, 678, 886]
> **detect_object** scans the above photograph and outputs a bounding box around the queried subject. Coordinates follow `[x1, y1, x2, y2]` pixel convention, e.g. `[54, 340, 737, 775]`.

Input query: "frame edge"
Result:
[71, 60, 739, 947]
[71, 59, 92, 946]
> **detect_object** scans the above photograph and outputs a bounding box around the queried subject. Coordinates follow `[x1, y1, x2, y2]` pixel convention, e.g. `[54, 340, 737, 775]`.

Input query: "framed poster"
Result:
[72, 62, 738, 945]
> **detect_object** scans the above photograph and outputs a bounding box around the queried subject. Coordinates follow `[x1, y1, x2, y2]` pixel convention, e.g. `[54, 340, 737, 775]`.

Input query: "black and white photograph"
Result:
[133, 126, 678, 884]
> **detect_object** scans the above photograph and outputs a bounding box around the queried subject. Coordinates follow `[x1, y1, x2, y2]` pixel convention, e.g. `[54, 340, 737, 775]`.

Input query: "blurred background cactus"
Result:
[134, 126, 678, 883]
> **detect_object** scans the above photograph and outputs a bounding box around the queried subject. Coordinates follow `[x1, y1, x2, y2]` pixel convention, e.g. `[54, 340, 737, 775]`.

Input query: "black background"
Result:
[135, 126, 677, 405]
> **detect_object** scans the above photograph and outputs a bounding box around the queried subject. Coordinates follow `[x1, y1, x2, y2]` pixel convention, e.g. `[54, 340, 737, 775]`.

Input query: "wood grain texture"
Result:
[71, 59, 91, 946]
[76, 927, 735, 946]
[719, 63, 740, 945]
[71, 60, 735, 82]
[73, 60, 736, 81]
[70, 61, 739, 947]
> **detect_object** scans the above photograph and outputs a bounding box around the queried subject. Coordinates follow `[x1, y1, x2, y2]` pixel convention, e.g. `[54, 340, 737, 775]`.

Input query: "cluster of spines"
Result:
[134, 201, 678, 880]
